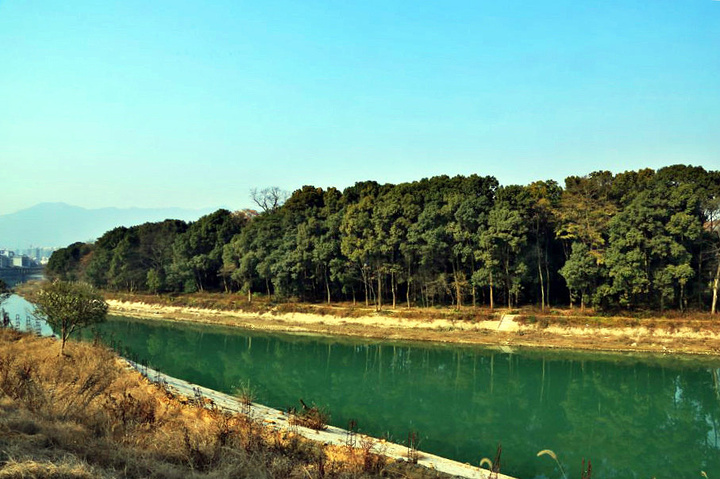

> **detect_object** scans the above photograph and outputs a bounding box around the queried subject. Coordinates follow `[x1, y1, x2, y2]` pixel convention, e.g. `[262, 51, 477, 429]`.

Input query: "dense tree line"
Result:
[47, 165, 720, 312]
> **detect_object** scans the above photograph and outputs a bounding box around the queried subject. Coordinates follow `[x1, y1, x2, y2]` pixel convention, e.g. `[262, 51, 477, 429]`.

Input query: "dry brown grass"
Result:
[0, 329, 449, 479]
[0, 457, 99, 479]
[101, 290, 505, 324]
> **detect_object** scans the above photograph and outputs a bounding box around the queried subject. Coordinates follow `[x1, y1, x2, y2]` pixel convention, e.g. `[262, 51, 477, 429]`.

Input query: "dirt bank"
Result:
[107, 299, 720, 357]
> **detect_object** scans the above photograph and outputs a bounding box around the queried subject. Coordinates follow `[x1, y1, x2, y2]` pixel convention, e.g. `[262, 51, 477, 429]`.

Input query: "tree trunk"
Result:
[489, 272, 494, 311]
[376, 267, 382, 311]
[545, 261, 551, 308]
[660, 294, 664, 314]
[536, 225, 545, 311]
[452, 260, 462, 309]
[538, 258, 545, 311]
[325, 268, 331, 305]
[680, 283, 685, 312]
[712, 259, 720, 314]
[363, 268, 369, 307]
[61, 324, 68, 354]
[545, 237, 551, 307]
[505, 258, 511, 309]
[471, 256, 477, 308]
[698, 252, 704, 308]
[406, 269, 411, 308]
[391, 269, 397, 309]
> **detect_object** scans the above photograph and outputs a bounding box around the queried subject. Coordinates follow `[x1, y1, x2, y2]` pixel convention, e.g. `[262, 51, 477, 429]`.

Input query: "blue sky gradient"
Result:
[1, 0, 718, 213]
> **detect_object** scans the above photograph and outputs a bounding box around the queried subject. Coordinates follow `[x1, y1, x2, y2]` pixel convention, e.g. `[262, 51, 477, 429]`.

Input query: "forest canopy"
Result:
[47, 165, 720, 313]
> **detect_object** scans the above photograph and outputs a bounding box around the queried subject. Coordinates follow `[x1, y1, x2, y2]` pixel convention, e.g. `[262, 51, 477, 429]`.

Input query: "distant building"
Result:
[12, 256, 32, 267]
[0, 256, 9, 268]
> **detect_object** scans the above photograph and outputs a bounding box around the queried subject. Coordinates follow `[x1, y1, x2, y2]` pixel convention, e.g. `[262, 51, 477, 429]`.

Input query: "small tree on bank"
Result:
[34, 281, 108, 353]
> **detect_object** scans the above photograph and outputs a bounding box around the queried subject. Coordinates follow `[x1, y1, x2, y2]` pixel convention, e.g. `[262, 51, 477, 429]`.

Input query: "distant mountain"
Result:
[0, 203, 220, 249]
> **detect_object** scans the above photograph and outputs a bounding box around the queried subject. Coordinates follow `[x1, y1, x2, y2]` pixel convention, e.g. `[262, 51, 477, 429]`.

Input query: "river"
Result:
[3, 295, 720, 478]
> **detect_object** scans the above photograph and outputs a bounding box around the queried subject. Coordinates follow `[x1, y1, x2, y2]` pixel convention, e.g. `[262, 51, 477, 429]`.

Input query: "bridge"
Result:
[0, 266, 45, 287]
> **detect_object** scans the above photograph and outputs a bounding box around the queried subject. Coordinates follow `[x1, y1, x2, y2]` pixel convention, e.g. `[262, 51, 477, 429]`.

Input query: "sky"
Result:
[1, 0, 719, 214]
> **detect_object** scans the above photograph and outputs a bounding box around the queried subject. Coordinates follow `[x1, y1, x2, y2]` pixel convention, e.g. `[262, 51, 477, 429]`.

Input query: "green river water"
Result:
[5, 296, 720, 479]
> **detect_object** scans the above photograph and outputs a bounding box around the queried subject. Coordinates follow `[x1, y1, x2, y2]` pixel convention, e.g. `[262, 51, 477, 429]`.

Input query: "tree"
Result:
[168, 209, 245, 292]
[475, 190, 528, 309]
[555, 171, 617, 261]
[526, 180, 562, 310]
[341, 195, 379, 308]
[33, 281, 108, 353]
[250, 186, 289, 213]
[46, 242, 94, 281]
[559, 242, 598, 311]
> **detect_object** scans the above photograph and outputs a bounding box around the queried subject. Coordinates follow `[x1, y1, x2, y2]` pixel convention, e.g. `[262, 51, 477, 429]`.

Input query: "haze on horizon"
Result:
[1, 0, 718, 215]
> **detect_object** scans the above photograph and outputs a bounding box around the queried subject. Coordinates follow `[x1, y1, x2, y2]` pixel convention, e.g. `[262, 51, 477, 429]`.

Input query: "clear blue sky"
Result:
[1, 0, 718, 214]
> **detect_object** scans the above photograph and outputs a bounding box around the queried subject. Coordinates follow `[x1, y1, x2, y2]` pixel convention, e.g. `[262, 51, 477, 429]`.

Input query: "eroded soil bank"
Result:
[106, 298, 720, 357]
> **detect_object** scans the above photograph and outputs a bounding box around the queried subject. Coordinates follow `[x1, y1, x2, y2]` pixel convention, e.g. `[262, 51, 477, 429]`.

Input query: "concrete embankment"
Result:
[108, 298, 720, 356]
[126, 360, 516, 479]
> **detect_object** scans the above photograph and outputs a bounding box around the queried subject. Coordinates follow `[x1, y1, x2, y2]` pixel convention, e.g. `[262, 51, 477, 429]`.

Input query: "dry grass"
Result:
[0, 329, 449, 479]
[0, 458, 99, 479]
[99, 290, 501, 323]
[19, 281, 720, 333]
[101, 289, 720, 333]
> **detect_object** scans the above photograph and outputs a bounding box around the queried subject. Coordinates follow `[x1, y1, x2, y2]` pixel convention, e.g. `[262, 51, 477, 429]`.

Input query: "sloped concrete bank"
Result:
[108, 299, 720, 356]
[125, 360, 516, 479]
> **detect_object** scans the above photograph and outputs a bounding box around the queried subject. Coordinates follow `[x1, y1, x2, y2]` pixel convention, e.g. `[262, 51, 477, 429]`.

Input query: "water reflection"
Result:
[74, 315, 720, 479]
[2, 292, 717, 479]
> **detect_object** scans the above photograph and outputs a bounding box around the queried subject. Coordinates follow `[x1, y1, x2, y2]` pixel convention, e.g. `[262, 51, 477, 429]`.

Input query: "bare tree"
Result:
[250, 187, 289, 213]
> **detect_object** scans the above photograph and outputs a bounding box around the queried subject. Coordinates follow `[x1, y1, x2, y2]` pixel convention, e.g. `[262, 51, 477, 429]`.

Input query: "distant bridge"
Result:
[0, 266, 45, 287]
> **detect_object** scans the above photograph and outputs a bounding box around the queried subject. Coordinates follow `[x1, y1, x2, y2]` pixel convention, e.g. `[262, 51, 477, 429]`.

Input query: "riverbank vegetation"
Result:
[46, 165, 720, 314]
[0, 328, 449, 478]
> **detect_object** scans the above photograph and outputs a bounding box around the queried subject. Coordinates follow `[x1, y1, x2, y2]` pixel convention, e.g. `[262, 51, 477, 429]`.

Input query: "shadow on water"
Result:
[72, 314, 720, 479]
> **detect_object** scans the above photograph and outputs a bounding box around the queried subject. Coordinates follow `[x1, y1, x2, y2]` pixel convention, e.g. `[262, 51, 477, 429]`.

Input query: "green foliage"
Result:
[47, 165, 720, 312]
[45, 242, 93, 281]
[559, 242, 598, 309]
[33, 281, 108, 351]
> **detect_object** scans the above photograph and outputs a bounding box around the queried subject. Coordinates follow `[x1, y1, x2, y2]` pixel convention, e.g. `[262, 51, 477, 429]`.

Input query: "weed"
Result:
[346, 418, 358, 448]
[359, 435, 386, 474]
[289, 399, 330, 431]
[480, 443, 502, 479]
[234, 380, 256, 415]
[407, 430, 420, 464]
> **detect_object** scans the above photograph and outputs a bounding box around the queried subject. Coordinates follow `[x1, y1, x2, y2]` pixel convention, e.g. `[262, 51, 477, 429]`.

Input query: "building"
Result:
[11, 256, 32, 267]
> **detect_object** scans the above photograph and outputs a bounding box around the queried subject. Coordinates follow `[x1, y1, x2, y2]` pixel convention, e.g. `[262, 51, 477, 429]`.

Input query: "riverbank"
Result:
[0, 328, 478, 479]
[104, 293, 720, 356]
